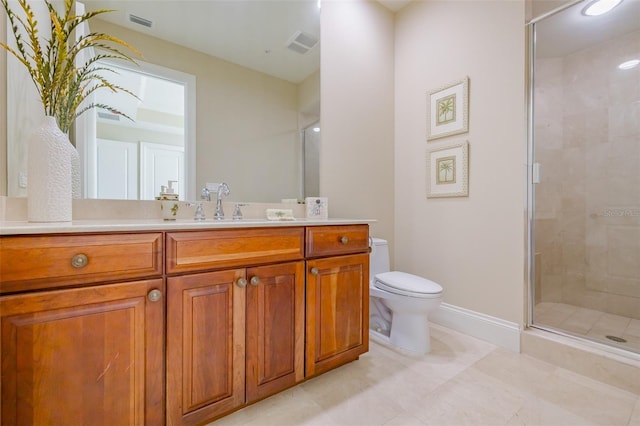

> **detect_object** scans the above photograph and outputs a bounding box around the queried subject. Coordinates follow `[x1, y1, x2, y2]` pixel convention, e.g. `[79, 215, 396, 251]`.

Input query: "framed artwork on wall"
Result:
[426, 141, 469, 198]
[427, 77, 469, 141]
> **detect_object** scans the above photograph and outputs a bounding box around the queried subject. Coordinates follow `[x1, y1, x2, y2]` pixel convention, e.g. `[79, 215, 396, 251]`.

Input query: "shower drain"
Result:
[605, 335, 627, 343]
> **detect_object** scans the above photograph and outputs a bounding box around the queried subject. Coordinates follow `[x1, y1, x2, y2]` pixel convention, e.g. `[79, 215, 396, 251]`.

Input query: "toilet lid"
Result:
[374, 271, 443, 297]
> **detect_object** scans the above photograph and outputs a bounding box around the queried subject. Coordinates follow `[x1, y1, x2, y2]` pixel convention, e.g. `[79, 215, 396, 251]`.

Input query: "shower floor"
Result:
[534, 302, 640, 353]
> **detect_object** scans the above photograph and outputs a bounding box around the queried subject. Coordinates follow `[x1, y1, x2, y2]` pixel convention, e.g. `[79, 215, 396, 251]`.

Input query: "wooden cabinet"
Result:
[0, 223, 369, 425]
[305, 225, 370, 378]
[245, 262, 305, 402]
[165, 229, 305, 425]
[166, 269, 246, 426]
[0, 278, 165, 426]
[166, 228, 304, 274]
[0, 232, 163, 294]
[0, 232, 164, 426]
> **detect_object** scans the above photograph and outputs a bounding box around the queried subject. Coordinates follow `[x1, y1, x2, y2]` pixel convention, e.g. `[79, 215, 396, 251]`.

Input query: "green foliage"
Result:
[0, 0, 141, 133]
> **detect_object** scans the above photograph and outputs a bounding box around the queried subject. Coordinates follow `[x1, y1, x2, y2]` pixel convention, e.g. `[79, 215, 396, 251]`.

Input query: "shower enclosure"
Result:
[529, 0, 640, 353]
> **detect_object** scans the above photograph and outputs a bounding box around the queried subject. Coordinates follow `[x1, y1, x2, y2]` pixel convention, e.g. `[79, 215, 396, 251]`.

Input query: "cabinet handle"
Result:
[310, 267, 319, 275]
[340, 236, 349, 244]
[147, 289, 162, 302]
[71, 253, 88, 269]
[250, 276, 260, 286]
[236, 278, 248, 288]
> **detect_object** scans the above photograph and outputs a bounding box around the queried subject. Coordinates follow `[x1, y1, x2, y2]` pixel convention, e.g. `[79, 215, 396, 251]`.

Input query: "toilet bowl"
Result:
[369, 238, 443, 354]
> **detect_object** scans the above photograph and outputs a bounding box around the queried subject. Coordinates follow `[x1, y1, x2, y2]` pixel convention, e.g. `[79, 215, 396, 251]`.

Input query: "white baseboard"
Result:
[430, 303, 521, 352]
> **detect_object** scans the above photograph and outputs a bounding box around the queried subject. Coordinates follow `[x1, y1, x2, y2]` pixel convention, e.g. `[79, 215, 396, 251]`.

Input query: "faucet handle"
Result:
[187, 202, 206, 221]
[232, 203, 247, 220]
[200, 187, 210, 201]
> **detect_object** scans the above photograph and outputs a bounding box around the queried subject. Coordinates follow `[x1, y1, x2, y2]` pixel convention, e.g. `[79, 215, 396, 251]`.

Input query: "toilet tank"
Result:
[369, 237, 390, 279]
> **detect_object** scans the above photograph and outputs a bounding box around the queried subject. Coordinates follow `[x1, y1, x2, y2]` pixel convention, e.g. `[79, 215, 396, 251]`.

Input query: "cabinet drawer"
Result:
[0, 233, 163, 294]
[305, 225, 369, 258]
[166, 227, 304, 274]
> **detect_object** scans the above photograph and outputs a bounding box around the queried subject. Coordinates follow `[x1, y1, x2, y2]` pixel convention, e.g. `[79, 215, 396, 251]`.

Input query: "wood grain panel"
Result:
[0, 233, 163, 294]
[166, 228, 304, 274]
[0, 279, 164, 426]
[245, 261, 304, 402]
[305, 225, 369, 258]
[305, 254, 369, 377]
[166, 270, 245, 426]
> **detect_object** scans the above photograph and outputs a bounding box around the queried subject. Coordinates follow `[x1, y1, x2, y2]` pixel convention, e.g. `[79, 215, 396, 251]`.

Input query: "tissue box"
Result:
[305, 197, 328, 219]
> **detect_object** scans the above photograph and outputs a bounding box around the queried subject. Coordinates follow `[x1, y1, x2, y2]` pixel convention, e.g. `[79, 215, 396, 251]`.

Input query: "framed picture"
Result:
[427, 77, 469, 141]
[426, 141, 469, 198]
[305, 197, 328, 219]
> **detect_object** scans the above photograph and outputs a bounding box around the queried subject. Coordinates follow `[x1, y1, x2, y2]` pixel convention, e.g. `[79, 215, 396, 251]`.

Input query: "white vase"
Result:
[69, 140, 81, 199]
[27, 116, 73, 222]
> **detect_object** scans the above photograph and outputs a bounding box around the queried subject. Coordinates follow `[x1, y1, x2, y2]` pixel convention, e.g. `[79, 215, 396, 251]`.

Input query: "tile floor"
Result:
[209, 324, 640, 426]
[535, 302, 640, 353]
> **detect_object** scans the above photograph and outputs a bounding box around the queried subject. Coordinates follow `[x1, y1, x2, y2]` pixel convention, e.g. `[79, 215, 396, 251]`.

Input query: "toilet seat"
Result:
[374, 271, 443, 299]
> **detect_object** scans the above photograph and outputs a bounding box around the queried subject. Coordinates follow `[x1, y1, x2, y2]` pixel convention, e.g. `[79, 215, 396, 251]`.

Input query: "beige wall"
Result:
[299, 70, 321, 129]
[320, 0, 395, 242]
[393, 1, 527, 324]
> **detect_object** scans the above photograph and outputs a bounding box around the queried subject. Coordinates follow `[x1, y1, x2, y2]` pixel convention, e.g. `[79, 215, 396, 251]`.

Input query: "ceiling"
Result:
[377, 0, 412, 12]
[535, 0, 640, 57]
[83, 0, 321, 84]
[82, 0, 640, 81]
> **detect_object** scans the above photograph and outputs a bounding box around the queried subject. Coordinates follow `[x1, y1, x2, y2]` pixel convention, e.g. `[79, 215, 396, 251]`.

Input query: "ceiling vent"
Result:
[129, 14, 152, 28]
[97, 111, 121, 121]
[286, 31, 318, 55]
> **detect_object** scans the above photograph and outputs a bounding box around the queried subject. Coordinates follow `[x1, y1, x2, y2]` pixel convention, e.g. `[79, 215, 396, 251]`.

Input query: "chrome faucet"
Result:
[200, 187, 211, 202]
[214, 182, 230, 220]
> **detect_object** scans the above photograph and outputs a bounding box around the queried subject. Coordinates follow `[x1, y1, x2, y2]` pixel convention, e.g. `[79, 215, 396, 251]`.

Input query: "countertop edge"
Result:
[0, 218, 376, 235]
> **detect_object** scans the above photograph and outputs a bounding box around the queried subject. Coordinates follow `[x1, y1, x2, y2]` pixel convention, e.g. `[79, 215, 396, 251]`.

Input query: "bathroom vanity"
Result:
[0, 220, 370, 425]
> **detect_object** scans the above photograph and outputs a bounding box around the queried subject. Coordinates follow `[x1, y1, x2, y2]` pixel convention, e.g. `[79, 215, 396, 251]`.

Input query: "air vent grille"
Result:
[286, 31, 318, 55]
[97, 111, 121, 121]
[129, 14, 152, 28]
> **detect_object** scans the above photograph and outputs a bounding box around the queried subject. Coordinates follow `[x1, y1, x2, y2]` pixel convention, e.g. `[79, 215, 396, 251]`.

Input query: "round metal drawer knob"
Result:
[71, 253, 88, 269]
[236, 278, 248, 288]
[147, 289, 162, 302]
[250, 276, 260, 286]
[340, 236, 349, 244]
[310, 267, 319, 275]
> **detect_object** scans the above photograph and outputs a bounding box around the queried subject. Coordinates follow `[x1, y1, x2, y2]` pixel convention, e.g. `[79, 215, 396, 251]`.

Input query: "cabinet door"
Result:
[305, 254, 369, 377]
[0, 279, 164, 426]
[166, 269, 246, 426]
[246, 262, 304, 402]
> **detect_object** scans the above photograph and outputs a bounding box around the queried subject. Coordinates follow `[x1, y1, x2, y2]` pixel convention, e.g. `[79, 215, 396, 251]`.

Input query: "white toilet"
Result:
[369, 238, 443, 354]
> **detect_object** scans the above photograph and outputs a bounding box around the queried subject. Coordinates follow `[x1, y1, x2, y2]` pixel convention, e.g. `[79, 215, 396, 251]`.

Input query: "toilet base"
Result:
[390, 313, 432, 354]
[369, 313, 433, 354]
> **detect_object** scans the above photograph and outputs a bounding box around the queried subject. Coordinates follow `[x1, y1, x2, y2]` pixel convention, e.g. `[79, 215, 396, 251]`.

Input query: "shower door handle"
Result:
[532, 163, 542, 184]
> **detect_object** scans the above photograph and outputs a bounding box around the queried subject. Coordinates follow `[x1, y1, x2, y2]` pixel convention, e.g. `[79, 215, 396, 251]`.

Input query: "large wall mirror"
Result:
[4, 0, 320, 203]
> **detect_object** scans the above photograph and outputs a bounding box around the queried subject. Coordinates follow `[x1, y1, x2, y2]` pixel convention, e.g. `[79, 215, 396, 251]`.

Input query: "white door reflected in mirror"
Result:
[78, 60, 194, 200]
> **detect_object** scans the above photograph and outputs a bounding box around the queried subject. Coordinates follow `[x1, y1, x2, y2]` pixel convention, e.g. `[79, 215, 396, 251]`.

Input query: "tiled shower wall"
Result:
[534, 30, 640, 320]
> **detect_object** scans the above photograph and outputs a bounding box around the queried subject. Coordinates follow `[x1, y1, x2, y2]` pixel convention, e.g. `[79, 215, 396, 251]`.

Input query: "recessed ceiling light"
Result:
[313, 127, 321, 133]
[582, 0, 623, 16]
[618, 59, 640, 70]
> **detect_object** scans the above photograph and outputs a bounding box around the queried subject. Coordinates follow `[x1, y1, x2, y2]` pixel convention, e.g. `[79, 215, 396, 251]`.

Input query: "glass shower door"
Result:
[530, 0, 640, 353]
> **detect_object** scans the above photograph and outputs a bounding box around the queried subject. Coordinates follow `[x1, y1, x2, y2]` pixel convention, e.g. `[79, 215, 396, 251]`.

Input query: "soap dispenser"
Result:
[157, 180, 179, 220]
[157, 180, 179, 201]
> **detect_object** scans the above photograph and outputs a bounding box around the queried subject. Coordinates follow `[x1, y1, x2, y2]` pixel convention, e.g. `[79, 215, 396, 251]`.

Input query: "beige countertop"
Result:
[0, 218, 374, 235]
